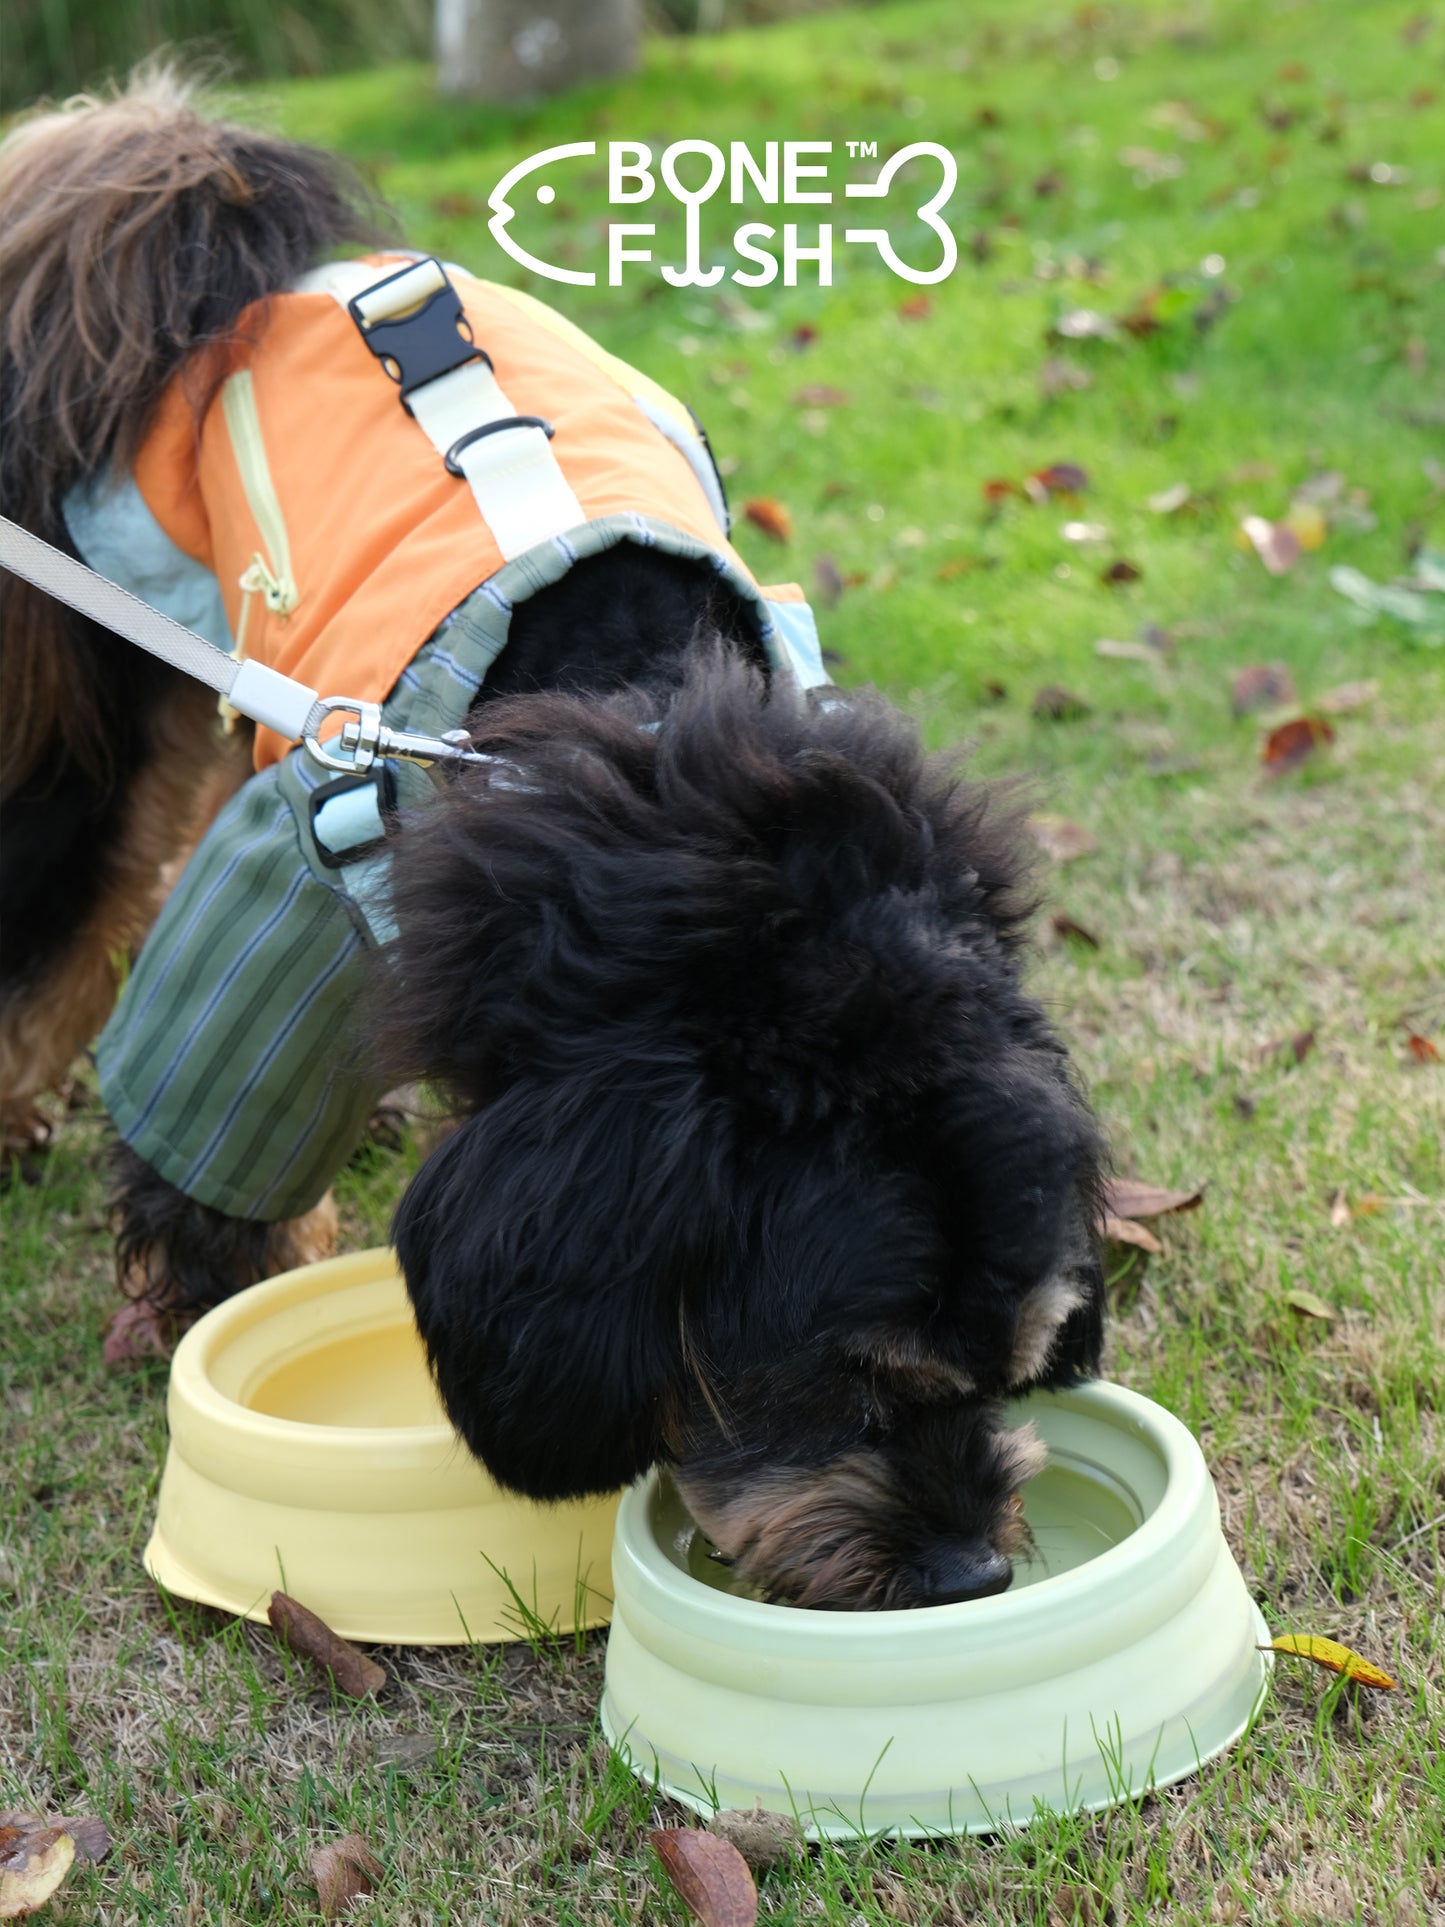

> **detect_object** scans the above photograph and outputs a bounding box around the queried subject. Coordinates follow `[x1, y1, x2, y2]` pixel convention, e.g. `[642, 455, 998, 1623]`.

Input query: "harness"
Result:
[4, 254, 828, 940]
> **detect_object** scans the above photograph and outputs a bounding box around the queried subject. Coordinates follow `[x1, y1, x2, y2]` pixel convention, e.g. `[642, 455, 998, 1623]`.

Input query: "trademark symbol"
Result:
[846, 140, 878, 159]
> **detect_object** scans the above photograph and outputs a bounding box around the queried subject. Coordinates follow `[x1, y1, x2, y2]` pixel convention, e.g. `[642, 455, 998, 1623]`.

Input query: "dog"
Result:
[0, 73, 1105, 1610]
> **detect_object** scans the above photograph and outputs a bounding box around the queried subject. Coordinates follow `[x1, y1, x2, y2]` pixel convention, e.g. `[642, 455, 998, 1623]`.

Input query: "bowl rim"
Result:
[168, 1245, 457, 1454]
[611, 1380, 1214, 1641]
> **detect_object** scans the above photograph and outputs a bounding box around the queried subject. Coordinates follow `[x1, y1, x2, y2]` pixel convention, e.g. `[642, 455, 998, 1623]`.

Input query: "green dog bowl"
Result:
[601, 1381, 1269, 1837]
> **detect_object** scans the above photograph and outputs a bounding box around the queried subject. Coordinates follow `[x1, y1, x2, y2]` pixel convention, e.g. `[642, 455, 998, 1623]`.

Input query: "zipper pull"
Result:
[238, 552, 299, 617]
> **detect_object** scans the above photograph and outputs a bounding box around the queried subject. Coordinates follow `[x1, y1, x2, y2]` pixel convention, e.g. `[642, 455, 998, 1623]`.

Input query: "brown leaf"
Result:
[982, 477, 1023, 503]
[650, 1828, 758, 1927]
[1102, 1215, 1164, 1254]
[707, 1804, 804, 1872]
[1033, 461, 1090, 495]
[1262, 715, 1335, 773]
[1102, 1177, 1203, 1220]
[1231, 662, 1297, 716]
[1027, 814, 1097, 863]
[1031, 684, 1092, 720]
[741, 498, 792, 544]
[791, 384, 849, 407]
[1286, 1287, 1335, 1321]
[0, 1815, 108, 1865]
[1051, 912, 1100, 948]
[788, 323, 818, 351]
[1263, 1027, 1317, 1065]
[1269, 1634, 1396, 1689]
[1101, 558, 1142, 584]
[1240, 514, 1302, 575]
[311, 1835, 384, 1921]
[268, 1593, 387, 1698]
[1407, 1031, 1441, 1062]
[0, 1826, 77, 1917]
[898, 294, 933, 320]
[1315, 678, 1378, 714]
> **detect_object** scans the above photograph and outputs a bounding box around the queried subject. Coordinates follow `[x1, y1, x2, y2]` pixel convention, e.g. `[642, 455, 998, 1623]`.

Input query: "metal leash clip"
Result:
[303, 694, 497, 774]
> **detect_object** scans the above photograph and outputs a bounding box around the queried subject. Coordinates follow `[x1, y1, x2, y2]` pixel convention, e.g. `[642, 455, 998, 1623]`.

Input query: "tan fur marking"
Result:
[0, 690, 248, 1115]
[1008, 1275, 1086, 1385]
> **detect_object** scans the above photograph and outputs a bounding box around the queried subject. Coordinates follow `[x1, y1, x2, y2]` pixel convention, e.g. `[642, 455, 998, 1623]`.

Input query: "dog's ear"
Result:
[393, 1077, 700, 1500]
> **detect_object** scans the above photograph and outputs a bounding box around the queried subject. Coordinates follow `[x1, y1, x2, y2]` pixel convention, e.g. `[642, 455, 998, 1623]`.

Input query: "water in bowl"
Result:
[245, 1320, 444, 1428]
[670, 1455, 1141, 1603]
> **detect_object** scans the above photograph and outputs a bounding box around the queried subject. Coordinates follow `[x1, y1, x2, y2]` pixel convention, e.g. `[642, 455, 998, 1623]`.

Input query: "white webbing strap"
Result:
[308, 258, 585, 561]
[0, 514, 321, 741]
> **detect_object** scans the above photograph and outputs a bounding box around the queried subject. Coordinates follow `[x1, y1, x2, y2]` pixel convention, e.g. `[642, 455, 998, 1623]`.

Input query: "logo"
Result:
[487, 139, 958, 288]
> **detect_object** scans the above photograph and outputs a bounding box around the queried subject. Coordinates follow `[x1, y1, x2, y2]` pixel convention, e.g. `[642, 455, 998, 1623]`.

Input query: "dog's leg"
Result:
[105, 1140, 338, 1362]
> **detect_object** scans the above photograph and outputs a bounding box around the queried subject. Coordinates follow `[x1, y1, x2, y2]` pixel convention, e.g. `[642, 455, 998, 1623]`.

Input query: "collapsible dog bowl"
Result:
[602, 1381, 1270, 1837]
[144, 1249, 620, 1643]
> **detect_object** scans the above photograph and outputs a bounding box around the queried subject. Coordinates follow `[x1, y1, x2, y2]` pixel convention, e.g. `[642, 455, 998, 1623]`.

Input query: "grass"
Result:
[3, 0, 1443, 1919]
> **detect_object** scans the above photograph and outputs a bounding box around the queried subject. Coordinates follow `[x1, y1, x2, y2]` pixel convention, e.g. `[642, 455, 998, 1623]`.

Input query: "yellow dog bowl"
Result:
[144, 1249, 620, 1643]
[602, 1381, 1270, 1837]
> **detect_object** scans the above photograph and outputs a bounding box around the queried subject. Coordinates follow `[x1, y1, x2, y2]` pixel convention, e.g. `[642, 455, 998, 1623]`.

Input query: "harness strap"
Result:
[302, 258, 587, 561]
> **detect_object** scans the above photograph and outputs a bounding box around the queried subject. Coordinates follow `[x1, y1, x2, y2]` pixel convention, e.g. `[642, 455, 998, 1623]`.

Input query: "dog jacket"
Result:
[82, 258, 828, 1221]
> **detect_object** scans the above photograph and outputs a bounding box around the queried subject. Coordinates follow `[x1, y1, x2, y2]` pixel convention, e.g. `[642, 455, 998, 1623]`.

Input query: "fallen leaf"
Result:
[1240, 515, 1302, 575]
[101, 1297, 180, 1367]
[1262, 715, 1335, 773]
[1027, 814, 1097, 862]
[1095, 637, 1162, 662]
[311, 1835, 384, 1921]
[791, 384, 849, 407]
[980, 678, 1008, 703]
[1286, 1288, 1335, 1321]
[788, 323, 818, 350]
[813, 555, 844, 606]
[1102, 1215, 1164, 1254]
[0, 1815, 108, 1865]
[1407, 1032, 1441, 1063]
[1329, 1190, 1351, 1228]
[707, 1804, 804, 1872]
[1103, 1178, 1203, 1220]
[1231, 662, 1297, 716]
[742, 498, 792, 543]
[1283, 502, 1327, 550]
[1268, 1634, 1396, 1689]
[1101, 558, 1142, 584]
[1355, 1192, 1384, 1215]
[1051, 912, 1101, 948]
[1147, 481, 1194, 514]
[1040, 356, 1092, 397]
[982, 477, 1023, 503]
[268, 1593, 387, 1698]
[1050, 307, 1120, 342]
[1330, 564, 1445, 633]
[1031, 684, 1092, 720]
[650, 1828, 758, 1927]
[0, 1826, 76, 1917]
[1263, 1028, 1317, 1065]
[1034, 461, 1089, 494]
[898, 294, 932, 320]
[1315, 678, 1378, 714]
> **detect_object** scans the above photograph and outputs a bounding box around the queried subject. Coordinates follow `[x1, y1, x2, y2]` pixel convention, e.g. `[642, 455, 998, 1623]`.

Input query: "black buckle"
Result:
[444, 416, 554, 476]
[308, 766, 397, 871]
[348, 261, 488, 408]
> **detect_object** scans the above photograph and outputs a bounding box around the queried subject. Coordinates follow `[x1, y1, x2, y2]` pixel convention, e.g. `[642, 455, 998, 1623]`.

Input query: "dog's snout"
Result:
[916, 1541, 1013, 1605]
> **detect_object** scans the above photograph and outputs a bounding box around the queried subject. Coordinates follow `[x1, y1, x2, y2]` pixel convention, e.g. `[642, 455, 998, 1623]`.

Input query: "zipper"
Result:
[221, 370, 299, 655]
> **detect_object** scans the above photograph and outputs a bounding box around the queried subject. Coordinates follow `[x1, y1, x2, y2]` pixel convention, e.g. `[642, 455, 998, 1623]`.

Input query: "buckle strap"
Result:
[347, 258, 488, 406]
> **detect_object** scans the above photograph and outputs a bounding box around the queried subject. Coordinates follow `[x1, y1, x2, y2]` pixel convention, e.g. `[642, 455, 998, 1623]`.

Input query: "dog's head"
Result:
[383, 646, 1103, 1609]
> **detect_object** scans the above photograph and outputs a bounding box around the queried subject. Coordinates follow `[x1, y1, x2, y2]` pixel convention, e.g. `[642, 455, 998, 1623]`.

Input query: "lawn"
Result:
[2, 0, 1442, 1921]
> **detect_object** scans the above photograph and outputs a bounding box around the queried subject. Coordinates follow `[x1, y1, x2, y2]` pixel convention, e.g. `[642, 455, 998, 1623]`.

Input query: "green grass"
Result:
[3, 0, 1443, 1920]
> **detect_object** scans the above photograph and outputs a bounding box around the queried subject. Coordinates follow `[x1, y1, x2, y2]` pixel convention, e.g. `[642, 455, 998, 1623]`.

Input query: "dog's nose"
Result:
[916, 1542, 1013, 1605]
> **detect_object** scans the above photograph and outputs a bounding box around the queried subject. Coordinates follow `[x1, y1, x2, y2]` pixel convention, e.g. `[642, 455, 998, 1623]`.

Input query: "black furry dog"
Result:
[0, 74, 1104, 1610]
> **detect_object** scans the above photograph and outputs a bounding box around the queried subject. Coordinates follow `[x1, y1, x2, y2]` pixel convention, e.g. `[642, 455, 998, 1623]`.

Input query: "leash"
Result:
[0, 514, 493, 776]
